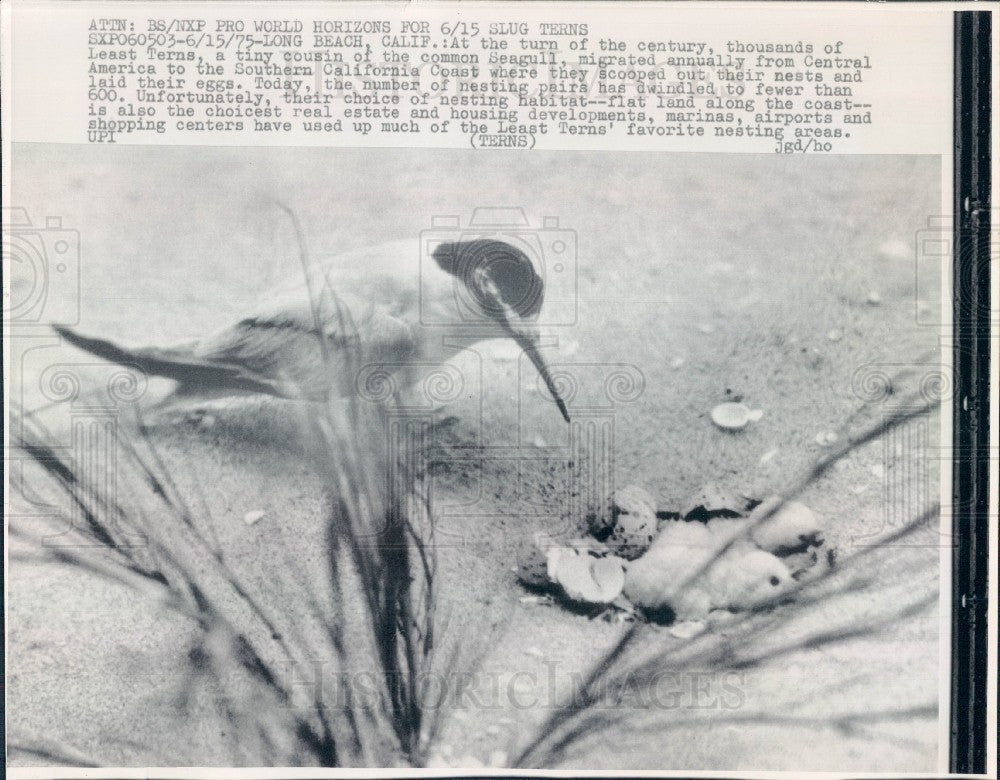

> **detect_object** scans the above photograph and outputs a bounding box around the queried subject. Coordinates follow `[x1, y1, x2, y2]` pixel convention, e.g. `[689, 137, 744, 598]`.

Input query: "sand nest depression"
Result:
[516, 482, 832, 633]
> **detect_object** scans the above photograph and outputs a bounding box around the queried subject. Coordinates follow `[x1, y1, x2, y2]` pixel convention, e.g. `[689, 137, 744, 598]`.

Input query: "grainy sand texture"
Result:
[8, 147, 944, 770]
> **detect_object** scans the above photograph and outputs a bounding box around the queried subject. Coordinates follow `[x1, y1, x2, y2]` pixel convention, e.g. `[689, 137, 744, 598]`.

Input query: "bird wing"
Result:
[53, 325, 296, 397]
[57, 240, 427, 401]
[193, 282, 417, 400]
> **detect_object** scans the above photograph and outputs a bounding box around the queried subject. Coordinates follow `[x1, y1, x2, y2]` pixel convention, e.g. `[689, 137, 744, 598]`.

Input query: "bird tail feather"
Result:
[53, 325, 295, 398]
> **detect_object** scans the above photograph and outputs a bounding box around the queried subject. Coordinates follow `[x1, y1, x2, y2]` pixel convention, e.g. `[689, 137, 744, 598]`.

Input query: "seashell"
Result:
[710, 402, 763, 431]
[243, 509, 266, 526]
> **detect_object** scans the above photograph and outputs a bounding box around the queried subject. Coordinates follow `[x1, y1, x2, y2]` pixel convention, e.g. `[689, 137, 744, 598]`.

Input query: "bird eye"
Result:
[769, 576, 781, 586]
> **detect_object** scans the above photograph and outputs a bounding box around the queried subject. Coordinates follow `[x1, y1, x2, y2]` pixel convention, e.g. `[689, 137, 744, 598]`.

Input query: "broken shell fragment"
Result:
[607, 501, 658, 559]
[669, 620, 707, 639]
[612, 484, 658, 518]
[550, 547, 626, 604]
[243, 509, 266, 526]
[682, 483, 756, 521]
[590, 484, 658, 553]
[710, 402, 763, 431]
[516, 532, 559, 586]
[545, 545, 574, 582]
[591, 556, 627, 597]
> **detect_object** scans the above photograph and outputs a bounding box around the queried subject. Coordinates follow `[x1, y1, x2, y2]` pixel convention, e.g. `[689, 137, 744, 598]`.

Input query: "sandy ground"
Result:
[7, 147, 944, 770]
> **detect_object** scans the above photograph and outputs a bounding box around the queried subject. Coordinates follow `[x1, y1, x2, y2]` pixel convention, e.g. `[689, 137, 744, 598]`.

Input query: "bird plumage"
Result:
[54, 237, 570, 420]
[623, 519, 794, 620]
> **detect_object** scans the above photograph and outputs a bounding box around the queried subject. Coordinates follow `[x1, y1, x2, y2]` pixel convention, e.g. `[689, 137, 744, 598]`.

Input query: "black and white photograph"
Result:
[8, 145, 948, 771]
[3, 0, 994, 777]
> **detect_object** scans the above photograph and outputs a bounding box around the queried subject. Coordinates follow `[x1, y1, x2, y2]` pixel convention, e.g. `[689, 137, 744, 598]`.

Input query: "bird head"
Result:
[433, 239, 570, 423]
[724, 550, 794, 611]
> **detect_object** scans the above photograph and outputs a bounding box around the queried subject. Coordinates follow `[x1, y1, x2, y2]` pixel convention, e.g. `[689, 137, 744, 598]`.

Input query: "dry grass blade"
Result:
[10, 419, 342, 765]
[306, 372, 438, 764]
[7, 741, 104, 768]
[9, 205, 443, 767]
[514, 394, 941, 768]
[267, 202, 440, 764]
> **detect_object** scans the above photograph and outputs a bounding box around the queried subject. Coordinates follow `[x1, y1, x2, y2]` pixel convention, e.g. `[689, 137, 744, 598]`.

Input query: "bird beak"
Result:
[501, 319, 571, 424]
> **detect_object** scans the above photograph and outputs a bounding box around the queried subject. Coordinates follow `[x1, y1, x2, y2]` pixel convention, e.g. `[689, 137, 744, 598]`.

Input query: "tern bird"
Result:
[54, 237, 571, 422]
